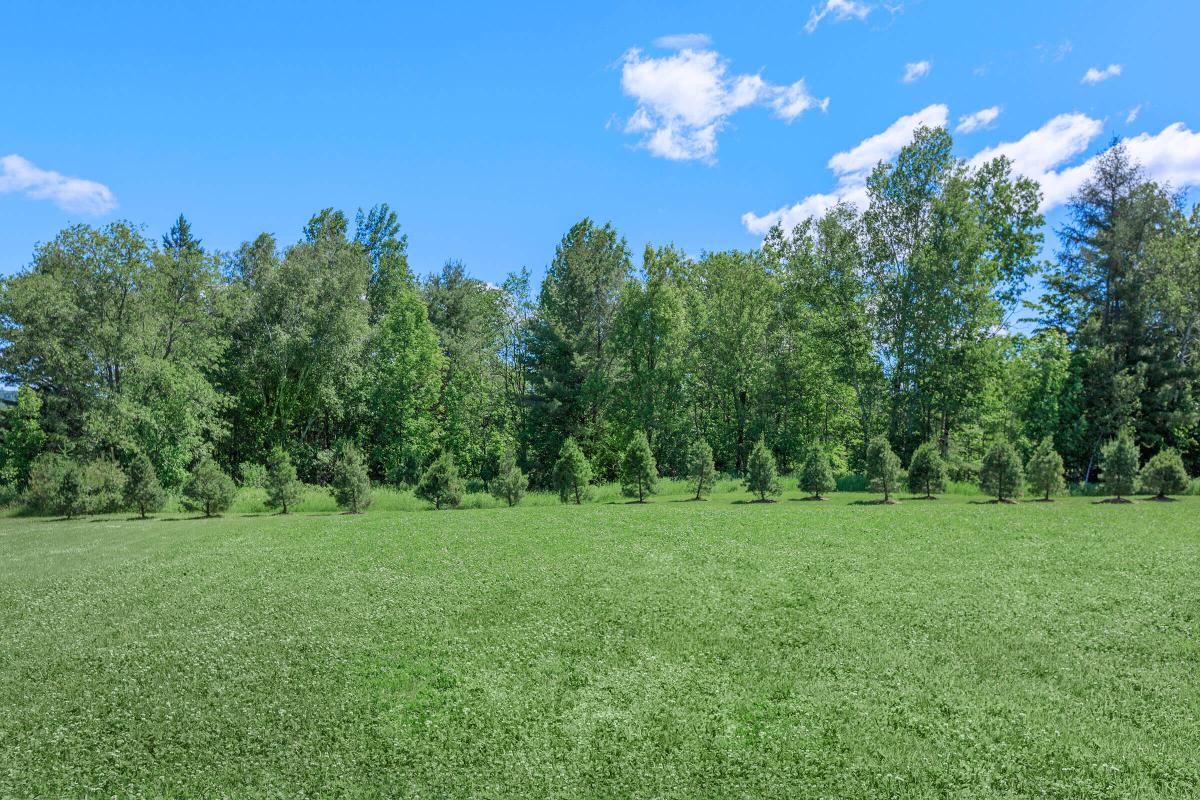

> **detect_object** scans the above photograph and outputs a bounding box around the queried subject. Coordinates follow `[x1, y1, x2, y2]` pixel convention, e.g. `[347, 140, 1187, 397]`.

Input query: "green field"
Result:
[2, 486, 1198, 798]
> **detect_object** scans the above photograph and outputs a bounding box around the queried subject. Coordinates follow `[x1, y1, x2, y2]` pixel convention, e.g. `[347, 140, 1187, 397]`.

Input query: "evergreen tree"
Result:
[799, 448, 835, 500]
[745, 438, 781, 502]
[865, 436, 902, 502]
[980, 441, 1023, 502]
[183, 457, 236, 517]
[688, 439, 716, 500]
[619, 432, 658, 502]
[264, 447, 302, 514]
[416, 451, 463, 510]
[553, 438, 592, 504]
[906, 442, 947, 499]
[490, 451, 528, 507]
[1026, 436, 1066, 501]
[1140, 449, 1190, 500]
[331, 442, 372, 513]
[84, 458, 127, 514]
[1100, 432, 1139, 501]
[57, 461, 85, 519]
[124, 453, 166, 519]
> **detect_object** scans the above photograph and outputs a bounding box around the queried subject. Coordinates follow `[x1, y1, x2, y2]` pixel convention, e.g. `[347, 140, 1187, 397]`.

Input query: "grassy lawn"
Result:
[1, 487, 1198, 798]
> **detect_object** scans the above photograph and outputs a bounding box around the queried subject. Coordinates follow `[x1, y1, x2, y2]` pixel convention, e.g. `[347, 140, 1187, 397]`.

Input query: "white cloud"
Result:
[653, 33, 712, 50]
[1125, 104, 1142, 124]
[805, 0, 873, 33]
[1081, 63, 1122, 84]
[0, 154, 116, 214]
[968, 113, 1102, 208]
[742, 104, 947, 233]
[902, 60, 931, 83]
[956, 106, 1002, 134]
[620, 47, 827, 162]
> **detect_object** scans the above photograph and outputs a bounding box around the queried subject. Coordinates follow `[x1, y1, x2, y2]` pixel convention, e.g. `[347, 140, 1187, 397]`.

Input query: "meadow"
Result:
[1, 483, 1198, 798]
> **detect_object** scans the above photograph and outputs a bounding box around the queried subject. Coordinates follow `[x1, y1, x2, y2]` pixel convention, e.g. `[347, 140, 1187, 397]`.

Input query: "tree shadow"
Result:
[1092, 498, 1134, 505]
[850, 499, 898, 506]
[791, 496, 830, 502]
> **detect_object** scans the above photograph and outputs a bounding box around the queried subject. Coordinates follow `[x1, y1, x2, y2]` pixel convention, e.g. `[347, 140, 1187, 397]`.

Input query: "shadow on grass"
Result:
[850, 499, 899, 506]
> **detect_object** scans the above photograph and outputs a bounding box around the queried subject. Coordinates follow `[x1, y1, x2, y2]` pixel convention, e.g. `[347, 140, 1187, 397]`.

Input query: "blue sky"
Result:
[3, 0, 1198, 284]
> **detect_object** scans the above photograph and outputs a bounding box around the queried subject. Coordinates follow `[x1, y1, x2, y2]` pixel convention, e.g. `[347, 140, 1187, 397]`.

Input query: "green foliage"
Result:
[490, 451, 528, 507]
[239, 462, 267, 488]
[1139, 449, 1189, 499]
[83, 458, 127, 514]
[183, 457, 236, 517]
[57, 461, 85, 519]
[799, 449, 835, 499]
[745, 438, 781, 501]
[1026, 436, 1066, 500]
[1100, 432, 1140, 499]
[553, 438, 593, 504]
[124, 453, 166, 518]
[23, 453, 70, 515]
[0, 386, 45, 491]
[619, 432, 658, 502]
[906, 443, 947, 498]
[415, 452, 463, 510]
[980, 441, 1024, 502]
[865, 436, 901, 501]
[688, 439, 716, 500]
[264, 447, 302, 514]
[331, 443, 372, 513]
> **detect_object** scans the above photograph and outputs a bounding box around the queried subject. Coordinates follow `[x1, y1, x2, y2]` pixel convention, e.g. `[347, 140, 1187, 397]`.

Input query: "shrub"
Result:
[980, 441, 1023, 502]
[1026, 436, 1065, 500]
[124, 453, 166, 518]
[619, 432, 658, 502]
[688, 439, 716, 500]
[865, 436, 901, 502]
[745, 438, 781, 502]
[183, 457, 236, 517]
[57, 462, 85, 519]
[490, 451, 528, 507]
[906, 442, 947, 499]
[799, 448, 835, 499]
[416, 451, 463, 510]
[264, 447, 302, 514]
[553, 438, 593, 505]
[84, 457, 127, 514]
[1140, 449, 1189, 499]
[331, 442, 372, 513]
[24, 453, 71, 515]
[1100, 432, 1139, 500]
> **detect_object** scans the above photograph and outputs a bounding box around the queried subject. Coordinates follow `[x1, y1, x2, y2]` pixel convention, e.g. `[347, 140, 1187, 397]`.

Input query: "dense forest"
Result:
[1, 127, 1197, 501]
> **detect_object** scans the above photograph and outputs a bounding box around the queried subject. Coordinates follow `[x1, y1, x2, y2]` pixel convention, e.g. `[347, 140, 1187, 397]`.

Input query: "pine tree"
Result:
[799, 448, 835, 500]
[619, 432, 658, 502]
[264, 447, 302, 514]
[980, 441, 1023, 502]
[906, 442, 947, 499]
[1026, 436, 1065, 501]
[688, 439, 716, 500]
[490, 451, 528, 507]
[553, 438, 593, 504]
[416, 451, 463, 510]
[331, 442, 372, 513]
[865, 436, 901, 503]
[745, 438, 781, 502]
[1139, 449, 1189, 500]
[57, 461, 84, 519]
[1100, 432, 1139, 501]
[124, 453, 165, 519]
[183, 456, 236, 517]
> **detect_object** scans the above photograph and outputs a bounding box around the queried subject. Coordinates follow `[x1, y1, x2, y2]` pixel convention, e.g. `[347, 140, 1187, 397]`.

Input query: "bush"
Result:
[239, 461, 267, 489]
[124, 453, 166, 518]
[84, 457, 127, 514]
[1140, 449, 1189, 499]
[620, 432, 658, 502]
[906, 442, 947, 498]
[553, 438, 593, 505]
[490, 451, 528, 507]
[980, 441, 1023, 502]
[416, 452, 463, 510]
[745, 438, 781, 502]
[183, 457, 237, 517]
[1100, 432, 1139, 500]
[264, 447, 302, 514]
[24, 453, 71, 515]
[799, 448, 835, 499]
[865, 436, 901, 502]
[688, 439, 716, 500]
[57, 462, 86, 519]
[1026, 436, 1065, 500]
[331, 442, 372, 513]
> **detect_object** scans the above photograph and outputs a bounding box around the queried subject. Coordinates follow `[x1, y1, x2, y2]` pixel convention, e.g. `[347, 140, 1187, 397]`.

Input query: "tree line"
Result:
[1, 126, 1198, 512]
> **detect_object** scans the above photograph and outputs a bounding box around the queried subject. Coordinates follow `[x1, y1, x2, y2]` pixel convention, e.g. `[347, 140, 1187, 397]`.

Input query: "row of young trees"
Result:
[2, 127, 1198, 505]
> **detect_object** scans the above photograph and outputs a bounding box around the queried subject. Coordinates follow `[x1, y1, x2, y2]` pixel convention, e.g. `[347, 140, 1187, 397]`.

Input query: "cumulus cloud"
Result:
[902, 60, 931, 83]
[1125, 105, 1142, 124]
[0, 154, 116, 214]
[967, 113, 1102, 208]
[620, 46, 828, 162]
[805, 0, 873, 33]
[653, 33, 712, 50]
[1082, 64, 1122, 84]
[956, 106, 1001, 134]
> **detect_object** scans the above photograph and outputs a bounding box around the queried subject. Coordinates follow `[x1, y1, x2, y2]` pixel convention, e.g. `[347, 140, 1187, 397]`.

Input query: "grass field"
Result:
[1, 484, 1198, 798]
